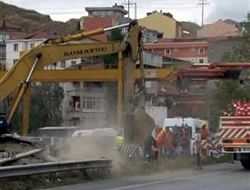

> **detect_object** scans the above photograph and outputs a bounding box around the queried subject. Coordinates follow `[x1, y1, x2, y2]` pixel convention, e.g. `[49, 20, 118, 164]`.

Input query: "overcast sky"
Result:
[1, 0, 250, 25]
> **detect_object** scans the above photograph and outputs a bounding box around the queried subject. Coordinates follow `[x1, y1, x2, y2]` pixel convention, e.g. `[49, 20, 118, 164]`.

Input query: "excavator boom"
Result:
[0, 42, 124, 102]
[0, 20, 143, 131]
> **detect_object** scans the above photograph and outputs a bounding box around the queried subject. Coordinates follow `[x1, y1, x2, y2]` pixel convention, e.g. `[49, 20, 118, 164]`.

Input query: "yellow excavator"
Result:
[0, 20, 144, 140]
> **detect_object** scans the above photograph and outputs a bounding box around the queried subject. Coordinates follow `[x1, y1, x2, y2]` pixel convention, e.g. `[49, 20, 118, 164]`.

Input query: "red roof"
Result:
[24, 32, 56, 39]
[7, 32, 57, 40]
[7, 32, 28, 40]
[83, 17, 113, 42]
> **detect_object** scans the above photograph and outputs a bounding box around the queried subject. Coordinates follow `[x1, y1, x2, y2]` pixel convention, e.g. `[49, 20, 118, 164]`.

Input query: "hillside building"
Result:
[138, 11, 182, 38]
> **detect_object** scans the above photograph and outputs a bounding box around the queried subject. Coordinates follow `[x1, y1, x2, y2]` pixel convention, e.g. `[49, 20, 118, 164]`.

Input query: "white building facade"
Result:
[6, 38, 44, 70]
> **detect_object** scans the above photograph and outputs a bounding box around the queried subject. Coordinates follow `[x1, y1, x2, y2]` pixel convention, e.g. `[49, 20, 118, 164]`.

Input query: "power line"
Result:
[138, 4, 201, 10]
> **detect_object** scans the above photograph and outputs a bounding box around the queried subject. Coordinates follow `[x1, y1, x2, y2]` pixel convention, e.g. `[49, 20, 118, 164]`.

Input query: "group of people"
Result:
[143, 126, 191, 161]
[143, 123, 211, 161]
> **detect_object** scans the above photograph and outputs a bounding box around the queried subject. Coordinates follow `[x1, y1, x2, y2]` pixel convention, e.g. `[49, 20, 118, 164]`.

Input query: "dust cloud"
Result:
[53, 134, 125, 173]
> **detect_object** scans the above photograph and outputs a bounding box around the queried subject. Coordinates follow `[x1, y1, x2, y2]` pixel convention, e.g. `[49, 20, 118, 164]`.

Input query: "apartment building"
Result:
[144, 38, 208, 64]
[0, 20, 26, 69]
[6, 34, 46, 70]
[84, 4, 128, 25]
[62, 79, 108, 128]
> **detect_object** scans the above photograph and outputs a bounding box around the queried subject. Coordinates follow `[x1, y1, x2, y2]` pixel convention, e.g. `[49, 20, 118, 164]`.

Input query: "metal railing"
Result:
[0, 159, 112, 179]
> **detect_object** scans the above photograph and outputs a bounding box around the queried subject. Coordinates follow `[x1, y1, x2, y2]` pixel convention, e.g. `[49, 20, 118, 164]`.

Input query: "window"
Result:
[0, 34, 6, 42]
[149, 49, 153, 53]
[145, 81, 152, 88]
[60, 61, 66, 68]
[75, 102, 80, 111]
[198, 48, 205, 54]
[199, 59, 204, 63]
[72, 81, 80, 88]
[29, 43, 35, 49]
[84, 82, 102, 89]
[72, 96, 80, 111]
[165, 48, 172, 55]
[82, 96, 105, 112]
[13, 43, 18, 52]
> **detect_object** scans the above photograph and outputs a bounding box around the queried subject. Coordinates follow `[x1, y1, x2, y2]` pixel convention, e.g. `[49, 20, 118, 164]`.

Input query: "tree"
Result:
[29, 83, 64, 133]
[11, 83, 64, 134]
[207, 14, 250, 131]
[103, 29, 124, 69]
[222, 13, 250, 62]
[207, 80, 250, 131]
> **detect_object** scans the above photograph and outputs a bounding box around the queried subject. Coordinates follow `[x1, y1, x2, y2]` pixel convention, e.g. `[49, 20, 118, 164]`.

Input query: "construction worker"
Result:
[156, 127, 166, 158]
[115, 132, 124, 150]
[164, 128, 174, 158]
[143, 127, 162, 161]
[200, 124, 209, 140]
[200, 123, 210, 157]
[156, 127, 164, 145]
[177, 127, 188, 155]
[143, 133, 158, 161]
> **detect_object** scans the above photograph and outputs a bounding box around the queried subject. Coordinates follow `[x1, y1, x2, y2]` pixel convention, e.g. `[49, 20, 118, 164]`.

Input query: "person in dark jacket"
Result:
[144, 132, 159, 161]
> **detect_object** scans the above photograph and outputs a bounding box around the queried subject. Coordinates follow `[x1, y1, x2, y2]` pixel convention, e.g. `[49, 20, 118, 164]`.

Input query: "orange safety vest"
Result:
[156, 129, 166, 146]
[163, 131, 173, 149]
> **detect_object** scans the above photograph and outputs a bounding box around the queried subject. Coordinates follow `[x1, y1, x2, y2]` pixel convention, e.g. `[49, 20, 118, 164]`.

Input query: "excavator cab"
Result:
[0, 113, 10, 135]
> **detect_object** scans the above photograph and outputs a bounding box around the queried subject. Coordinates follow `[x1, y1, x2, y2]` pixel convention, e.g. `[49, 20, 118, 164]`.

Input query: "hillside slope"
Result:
[0, 1, 79, 34]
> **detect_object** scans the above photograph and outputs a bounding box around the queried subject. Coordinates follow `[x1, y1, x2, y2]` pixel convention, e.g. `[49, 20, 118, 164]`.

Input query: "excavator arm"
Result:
[0, 20, 143, 127]
[0, 42, 124, 101]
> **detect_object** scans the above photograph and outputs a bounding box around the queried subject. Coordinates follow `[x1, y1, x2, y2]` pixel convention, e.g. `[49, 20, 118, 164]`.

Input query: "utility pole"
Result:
[128, 0, 130, 18]
[123, 0, 137, 19]
[198, 0, 209, 27]
[134, 2, 137, 19]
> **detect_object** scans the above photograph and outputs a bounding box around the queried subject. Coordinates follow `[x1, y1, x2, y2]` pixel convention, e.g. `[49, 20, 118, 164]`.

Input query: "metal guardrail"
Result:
[0, 159, 112, 179]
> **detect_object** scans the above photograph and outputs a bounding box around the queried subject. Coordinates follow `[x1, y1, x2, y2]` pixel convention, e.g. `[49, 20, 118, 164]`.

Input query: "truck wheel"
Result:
[240, 160, 250, 170]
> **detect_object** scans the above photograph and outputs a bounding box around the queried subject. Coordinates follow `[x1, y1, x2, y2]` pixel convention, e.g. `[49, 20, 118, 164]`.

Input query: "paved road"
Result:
[41, 162, 250, 190]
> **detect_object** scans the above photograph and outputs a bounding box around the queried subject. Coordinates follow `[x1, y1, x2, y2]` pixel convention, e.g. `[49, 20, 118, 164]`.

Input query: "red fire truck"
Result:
[220, 101, 250, 169]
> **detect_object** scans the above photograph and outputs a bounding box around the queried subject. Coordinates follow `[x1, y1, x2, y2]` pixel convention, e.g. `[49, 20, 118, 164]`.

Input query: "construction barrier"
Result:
[199, 139, 221, 158]
[119, 144, 144, 160]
